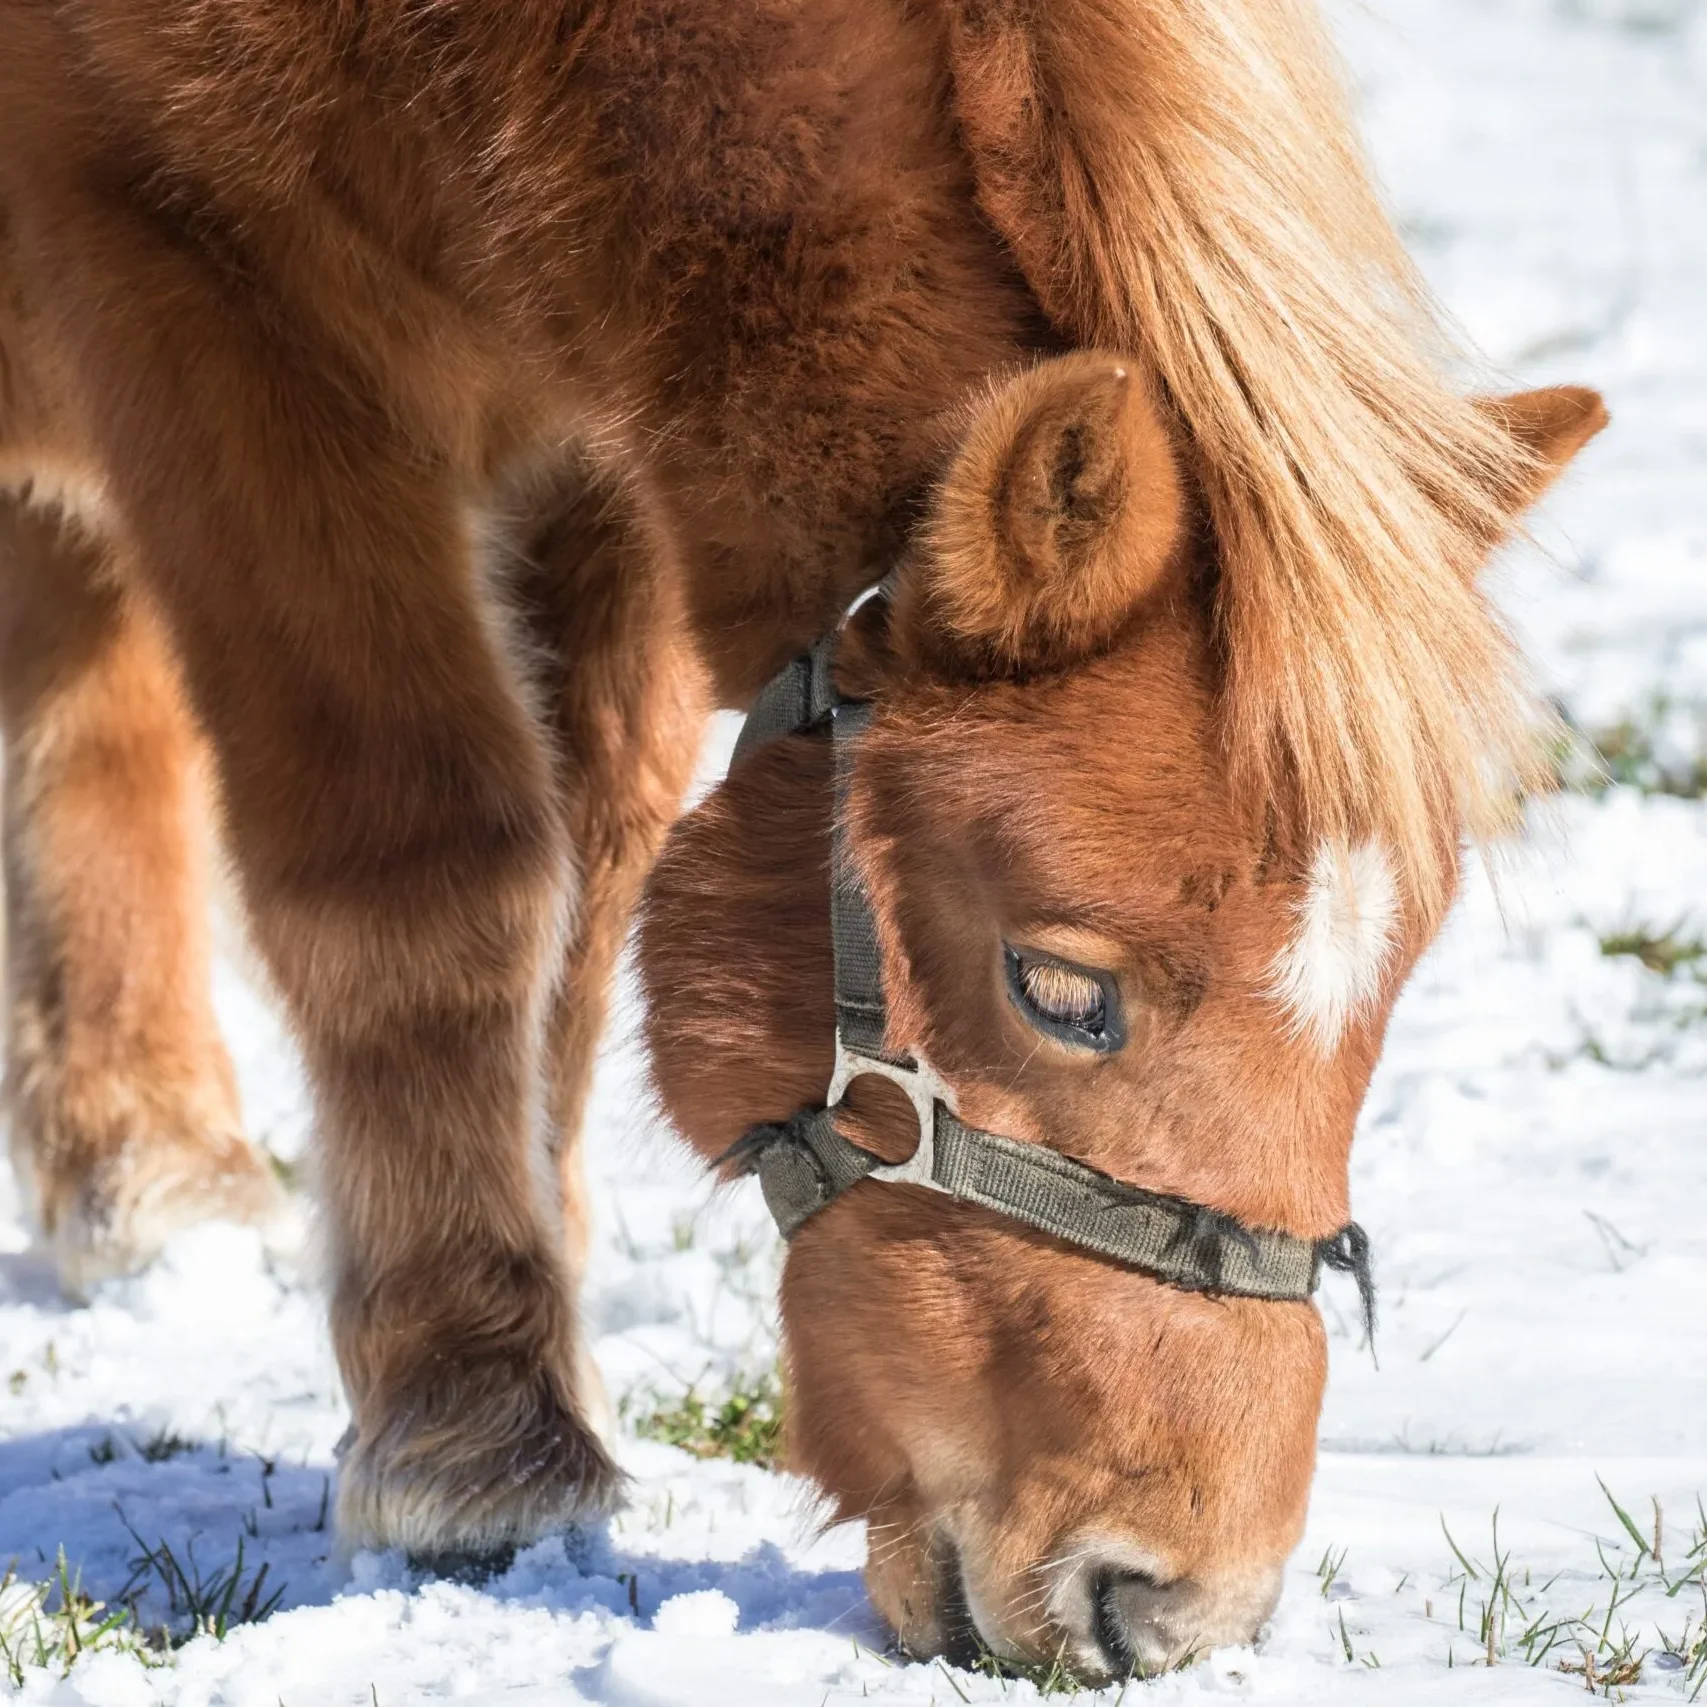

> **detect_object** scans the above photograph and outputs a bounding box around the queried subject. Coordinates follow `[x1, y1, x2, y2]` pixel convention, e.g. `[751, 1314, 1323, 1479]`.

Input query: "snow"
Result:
[3, 0, 1706, 1699]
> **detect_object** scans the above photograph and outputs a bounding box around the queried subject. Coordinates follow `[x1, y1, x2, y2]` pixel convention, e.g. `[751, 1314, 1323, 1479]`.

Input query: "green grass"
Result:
[627, 1369, 786, 1469]
[1570, 918, 1707, 1068]
[117, 1519, 286, 1642]
[0, 1524, 287, 1686]
[0, 1551, 157, 1684]
[968, 1646, 1102, 1696]
[1563, 699, 1707, 800]
[965, 1631, 1201, 1696]
[87, 1426, 198, 1467]
[968, 1646, 1147, 1698]
[1599, 922, 1707, 980]
[266, 1151, 304, 1191]
[1423, 1484, 1707, 1692]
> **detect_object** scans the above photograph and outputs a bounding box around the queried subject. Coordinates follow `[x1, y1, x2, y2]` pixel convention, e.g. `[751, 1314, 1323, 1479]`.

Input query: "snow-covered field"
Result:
[4, 0, 1706, 1700]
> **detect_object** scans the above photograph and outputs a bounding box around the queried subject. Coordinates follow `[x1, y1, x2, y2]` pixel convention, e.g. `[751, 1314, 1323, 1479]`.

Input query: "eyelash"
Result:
[1003, 945, 1126, 1053]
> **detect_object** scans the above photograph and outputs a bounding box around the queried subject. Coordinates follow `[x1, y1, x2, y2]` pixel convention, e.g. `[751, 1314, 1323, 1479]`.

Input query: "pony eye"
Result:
[1003, 946, 1125, 1053]
[1019, 959, 1105, 1027]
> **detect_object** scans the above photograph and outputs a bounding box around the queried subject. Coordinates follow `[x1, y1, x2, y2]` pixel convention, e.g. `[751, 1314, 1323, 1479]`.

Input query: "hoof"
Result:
[406, 1542, 519, 1585]
[18, 1121, 285, 1301]
[337, 1361, 625, 1558]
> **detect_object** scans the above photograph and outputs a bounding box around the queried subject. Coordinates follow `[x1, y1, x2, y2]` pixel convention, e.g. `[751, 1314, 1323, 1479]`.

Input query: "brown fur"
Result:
[0, 0, 1603, 1656]
[642, 361, 1601, 1670]
[0, 498, 278, 1297]
[942, 0, 1569, 919]
[906, 358, 1189, 680]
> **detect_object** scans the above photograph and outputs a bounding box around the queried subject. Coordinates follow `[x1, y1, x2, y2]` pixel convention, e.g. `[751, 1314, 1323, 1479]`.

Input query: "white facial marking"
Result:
[1269, 841, 1399, 1053]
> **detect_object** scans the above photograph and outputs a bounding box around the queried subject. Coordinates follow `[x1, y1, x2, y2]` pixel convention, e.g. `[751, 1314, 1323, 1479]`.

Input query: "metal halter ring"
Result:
[824, 1038, 958, 1194]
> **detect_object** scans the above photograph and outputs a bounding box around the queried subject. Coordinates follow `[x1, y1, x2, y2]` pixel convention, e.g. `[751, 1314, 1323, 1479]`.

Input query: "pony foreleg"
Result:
[56, 299, 621, 1558]
[514, 475, 708, 1315]
[167, 474, 619, 1561]
[0, 496, 278, 1297]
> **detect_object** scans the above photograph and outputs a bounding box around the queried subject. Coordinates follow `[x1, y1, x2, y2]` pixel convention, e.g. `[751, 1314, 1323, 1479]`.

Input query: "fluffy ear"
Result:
[895, 353, 1188, 678]
[1478, 385, 1609, 520]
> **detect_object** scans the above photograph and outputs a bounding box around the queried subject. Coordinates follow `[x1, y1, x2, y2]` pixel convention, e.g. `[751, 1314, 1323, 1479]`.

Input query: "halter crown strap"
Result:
[729, 631, 840, 767]
[830, 699, 898, 1064]
[722, 599, 1376, 1330]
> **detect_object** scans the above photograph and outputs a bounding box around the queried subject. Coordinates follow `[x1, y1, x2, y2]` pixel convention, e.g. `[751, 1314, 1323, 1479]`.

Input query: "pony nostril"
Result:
[1092, 1569, 1174, 1676]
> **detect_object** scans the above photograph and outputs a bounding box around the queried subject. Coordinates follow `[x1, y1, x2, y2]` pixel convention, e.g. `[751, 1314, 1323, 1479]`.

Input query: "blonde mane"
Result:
[944, 0, 1550, 922]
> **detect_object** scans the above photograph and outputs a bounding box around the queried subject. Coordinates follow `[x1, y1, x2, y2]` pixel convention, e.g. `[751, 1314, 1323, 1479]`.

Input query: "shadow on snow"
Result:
[0, 1424, 874, 1647]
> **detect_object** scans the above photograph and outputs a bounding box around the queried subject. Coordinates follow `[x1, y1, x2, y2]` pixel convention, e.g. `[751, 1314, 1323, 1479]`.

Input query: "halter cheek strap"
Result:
[721, 600, 1377, 1338]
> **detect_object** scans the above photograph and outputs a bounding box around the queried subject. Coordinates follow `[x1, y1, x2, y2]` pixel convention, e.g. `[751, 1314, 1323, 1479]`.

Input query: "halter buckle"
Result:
[825, 1034, 958, 1192]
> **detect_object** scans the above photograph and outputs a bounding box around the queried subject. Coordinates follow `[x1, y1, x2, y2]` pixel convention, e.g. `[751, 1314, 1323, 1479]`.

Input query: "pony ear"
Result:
[1477, 385, 1609, 519]
[894, 353, 1188, 679]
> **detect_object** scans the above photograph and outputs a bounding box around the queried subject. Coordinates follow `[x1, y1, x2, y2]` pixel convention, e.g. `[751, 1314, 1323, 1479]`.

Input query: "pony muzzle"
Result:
[950, 1531, 1285, 1682]
[1070, 1552, 1285, 1680]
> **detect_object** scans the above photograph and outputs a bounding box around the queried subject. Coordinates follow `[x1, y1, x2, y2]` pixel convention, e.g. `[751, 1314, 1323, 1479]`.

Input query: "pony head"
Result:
[639, 352, 1603, 1677]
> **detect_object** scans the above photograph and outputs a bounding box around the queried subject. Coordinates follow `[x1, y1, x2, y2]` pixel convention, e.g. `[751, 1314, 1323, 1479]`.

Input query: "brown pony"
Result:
[0, 0, 1603, 1677]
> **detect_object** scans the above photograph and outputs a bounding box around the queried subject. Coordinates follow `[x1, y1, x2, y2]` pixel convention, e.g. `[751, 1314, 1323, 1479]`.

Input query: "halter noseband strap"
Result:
[721, 591, 1376, 1335]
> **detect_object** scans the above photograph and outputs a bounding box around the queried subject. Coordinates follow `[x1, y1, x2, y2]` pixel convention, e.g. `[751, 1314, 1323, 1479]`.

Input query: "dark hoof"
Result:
[407, 1542, 518, 1585]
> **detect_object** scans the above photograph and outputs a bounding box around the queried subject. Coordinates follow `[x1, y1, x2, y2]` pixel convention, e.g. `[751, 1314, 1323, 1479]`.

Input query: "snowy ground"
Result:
[4, 0, 1706, 1700]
